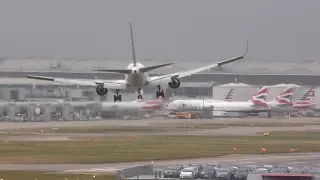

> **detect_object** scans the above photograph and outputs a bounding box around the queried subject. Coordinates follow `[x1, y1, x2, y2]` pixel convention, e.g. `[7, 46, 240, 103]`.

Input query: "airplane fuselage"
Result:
[125, 63, 149, 89]
[166, 100, 267, 112]
[266, 101, 315, 112]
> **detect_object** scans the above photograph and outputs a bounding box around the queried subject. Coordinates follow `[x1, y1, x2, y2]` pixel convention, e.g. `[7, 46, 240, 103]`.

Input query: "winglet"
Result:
[17, 59, 23, 72]
[130, 22, 137, 67]
[216, 38, 249, 66]
[242, 38, 249, 57]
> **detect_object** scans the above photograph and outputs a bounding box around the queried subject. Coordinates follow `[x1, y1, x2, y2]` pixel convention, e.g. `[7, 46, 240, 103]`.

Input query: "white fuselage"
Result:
[166, 100, 267, 112]
[266, 101, 315, 112]
[125, 63, 148, 89]
[167, 99, 313, 113]
[265, 101, 295, 112]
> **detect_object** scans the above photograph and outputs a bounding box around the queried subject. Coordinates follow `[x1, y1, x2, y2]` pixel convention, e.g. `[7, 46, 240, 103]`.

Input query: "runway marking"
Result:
[66, 168, 121, 172]
[285, 162, 307, 165]
[65, 165, 136, 173]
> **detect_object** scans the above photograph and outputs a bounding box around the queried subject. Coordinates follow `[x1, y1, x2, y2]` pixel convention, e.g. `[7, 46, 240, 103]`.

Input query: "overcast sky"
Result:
[0, 0, 319, 62]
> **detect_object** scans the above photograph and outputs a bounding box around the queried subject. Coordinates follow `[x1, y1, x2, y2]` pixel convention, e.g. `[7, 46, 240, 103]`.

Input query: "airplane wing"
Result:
[147, 40, 249, 86]
[26, 75, 127, 89]
[147, 51, 247, 86]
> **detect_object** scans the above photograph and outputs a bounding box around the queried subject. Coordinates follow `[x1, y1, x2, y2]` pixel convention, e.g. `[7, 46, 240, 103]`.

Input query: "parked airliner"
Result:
[166, 86, 270, 112]
[267, 87, 315, 112]
[26, 22, 248, 102]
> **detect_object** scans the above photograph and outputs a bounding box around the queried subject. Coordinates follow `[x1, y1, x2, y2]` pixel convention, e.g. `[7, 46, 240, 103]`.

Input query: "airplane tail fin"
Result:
[130, 22, 137, 67]
[93, 22, 176, 74]
[224, 88, 234, 102]
[273, 87, 295, 105]
[248, 86, 269, 107]
[292, 87, 315, 108]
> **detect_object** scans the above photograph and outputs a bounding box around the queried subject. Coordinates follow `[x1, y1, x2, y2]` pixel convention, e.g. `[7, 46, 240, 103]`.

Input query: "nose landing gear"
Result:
[137, 88, 143, 99]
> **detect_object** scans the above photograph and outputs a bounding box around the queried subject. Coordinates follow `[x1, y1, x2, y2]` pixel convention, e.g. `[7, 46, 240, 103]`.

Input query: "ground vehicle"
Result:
[164, 165, 184, 178]
[270, 167, 289, 173]
[252, 168, 268, 173]
[176, 112, 197, 119]
[206, 163, 221, 169]
[216, 168, 230, 180]
[245, 165, 258, 172]
[180, 167, 197, 179]
[189, 163, 203, 171]
[232, 168, 248, 180]
[200, 167, 215, 179]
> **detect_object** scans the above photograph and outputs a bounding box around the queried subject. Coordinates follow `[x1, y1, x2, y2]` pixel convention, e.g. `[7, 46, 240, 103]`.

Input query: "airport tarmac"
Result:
[1, 117, 320, 130]
[0, 152, 319, 173]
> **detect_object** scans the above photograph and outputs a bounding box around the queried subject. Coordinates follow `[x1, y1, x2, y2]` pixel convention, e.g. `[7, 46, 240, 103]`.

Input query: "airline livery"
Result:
[26, 22, 248, 102]
[224, 88, 235, 102]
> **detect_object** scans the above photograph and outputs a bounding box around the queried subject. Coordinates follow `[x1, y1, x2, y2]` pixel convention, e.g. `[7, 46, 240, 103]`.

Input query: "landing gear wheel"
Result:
[137, 88, 143, 100]
[156, 85, 165, 98]
[114, 89, 122, 102]
[96, 84, 108, 96]
[156, 90, 164, 98]
[114, 95, 122, 102]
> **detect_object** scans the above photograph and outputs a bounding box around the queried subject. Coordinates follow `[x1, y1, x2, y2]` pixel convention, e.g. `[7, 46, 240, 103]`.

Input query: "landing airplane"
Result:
[26, 22, 248, 102]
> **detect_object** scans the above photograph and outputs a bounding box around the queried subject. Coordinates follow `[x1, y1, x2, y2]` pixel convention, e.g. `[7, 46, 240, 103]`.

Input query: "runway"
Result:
[0, 152, 319, 173]
[1, 117, 320, 130]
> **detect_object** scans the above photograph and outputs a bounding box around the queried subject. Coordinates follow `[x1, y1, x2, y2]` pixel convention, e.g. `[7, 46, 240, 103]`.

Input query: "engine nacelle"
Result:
[96, 84, 108, 96]
[168, 77, 180, 89]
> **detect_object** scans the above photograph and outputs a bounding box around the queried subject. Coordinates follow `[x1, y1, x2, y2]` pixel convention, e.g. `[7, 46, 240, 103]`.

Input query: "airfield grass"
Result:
[0, 132, 319, 164]
[0, 171, 115, 180]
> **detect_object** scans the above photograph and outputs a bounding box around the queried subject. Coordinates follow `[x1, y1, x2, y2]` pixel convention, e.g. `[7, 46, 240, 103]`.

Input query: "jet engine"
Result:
[96, 84, 108, 96]
[168, 77, 180, 89]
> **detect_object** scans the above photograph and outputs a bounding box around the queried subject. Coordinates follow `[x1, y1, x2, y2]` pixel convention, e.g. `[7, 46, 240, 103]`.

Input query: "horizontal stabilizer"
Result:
[139, 62, 176, 73]
[93, 69, 132, 74]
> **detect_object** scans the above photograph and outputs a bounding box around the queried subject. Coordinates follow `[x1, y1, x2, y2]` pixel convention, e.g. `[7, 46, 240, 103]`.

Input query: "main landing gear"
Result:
[156, 85, 164, 99]
[137, 88, 143, 100]
[114, 89, 122, 102]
